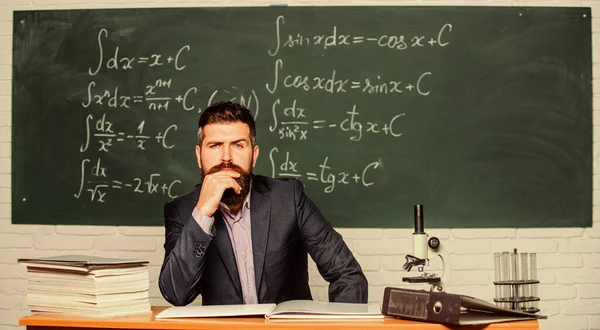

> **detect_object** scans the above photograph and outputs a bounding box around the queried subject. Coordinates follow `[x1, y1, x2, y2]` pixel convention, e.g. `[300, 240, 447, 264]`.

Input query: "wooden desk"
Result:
[20, 306, 539, 330]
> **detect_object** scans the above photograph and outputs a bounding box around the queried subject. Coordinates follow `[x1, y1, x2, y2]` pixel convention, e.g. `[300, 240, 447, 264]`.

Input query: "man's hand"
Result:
[196, 171, 242, 216]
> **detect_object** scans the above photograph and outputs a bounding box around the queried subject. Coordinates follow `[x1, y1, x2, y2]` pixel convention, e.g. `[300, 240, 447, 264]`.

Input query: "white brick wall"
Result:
[1, 1, 599, 330]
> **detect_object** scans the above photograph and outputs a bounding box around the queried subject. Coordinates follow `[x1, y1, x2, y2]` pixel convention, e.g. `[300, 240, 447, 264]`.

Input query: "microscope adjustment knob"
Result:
[428, 237, 440, 250]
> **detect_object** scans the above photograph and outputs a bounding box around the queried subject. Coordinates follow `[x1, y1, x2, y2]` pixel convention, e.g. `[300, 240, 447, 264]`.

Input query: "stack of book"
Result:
[18, 255, 151, 318]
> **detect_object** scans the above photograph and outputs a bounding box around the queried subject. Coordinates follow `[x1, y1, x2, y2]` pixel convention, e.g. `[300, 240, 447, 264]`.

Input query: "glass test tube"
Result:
[530, 253, 538, 310]
[494, 253, 502, 306]
[510, 250, 520, 310]
[520, 253, 530, 309]
[501, 252, 510, 307]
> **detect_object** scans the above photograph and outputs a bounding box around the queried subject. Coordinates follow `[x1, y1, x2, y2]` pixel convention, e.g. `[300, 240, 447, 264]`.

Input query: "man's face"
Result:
[195, 122, 259, 206]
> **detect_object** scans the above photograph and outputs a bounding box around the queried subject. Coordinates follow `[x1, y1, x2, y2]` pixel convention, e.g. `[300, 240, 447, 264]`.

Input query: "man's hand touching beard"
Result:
[204, 162, 252, 213]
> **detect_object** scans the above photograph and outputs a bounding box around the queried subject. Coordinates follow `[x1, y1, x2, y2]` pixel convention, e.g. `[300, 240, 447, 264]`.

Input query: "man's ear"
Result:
[195, 144, 202, 169]
[252, 145, 260, 168]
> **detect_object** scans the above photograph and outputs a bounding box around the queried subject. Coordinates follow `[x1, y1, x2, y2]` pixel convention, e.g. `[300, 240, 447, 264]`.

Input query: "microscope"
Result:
[402, 205, 451, 292]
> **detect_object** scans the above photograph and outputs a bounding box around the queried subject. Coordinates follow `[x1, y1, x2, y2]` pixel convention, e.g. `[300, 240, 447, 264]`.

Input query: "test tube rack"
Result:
[493, 248, 540, 313]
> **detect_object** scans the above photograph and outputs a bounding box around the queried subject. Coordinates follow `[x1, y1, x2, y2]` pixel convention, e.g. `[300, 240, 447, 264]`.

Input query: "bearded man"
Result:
[158, 101, 368, 306]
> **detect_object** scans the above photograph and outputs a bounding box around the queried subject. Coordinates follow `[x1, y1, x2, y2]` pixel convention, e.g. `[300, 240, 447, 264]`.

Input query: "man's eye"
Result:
[234, 143, 243, 148]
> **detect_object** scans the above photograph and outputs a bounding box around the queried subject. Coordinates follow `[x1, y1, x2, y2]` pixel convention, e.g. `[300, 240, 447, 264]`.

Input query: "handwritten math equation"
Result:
[80, 113, 177, 152]
[82, 79, 185, 111]
[83, 78, 265, 118]
[269, 148, 380, 193]
[88, 29, 190, 75]
[266, 59, 432, 96]
[269, 100, 404, 141]
[74, 157, 182, 202]
[268, 16, 452, 55]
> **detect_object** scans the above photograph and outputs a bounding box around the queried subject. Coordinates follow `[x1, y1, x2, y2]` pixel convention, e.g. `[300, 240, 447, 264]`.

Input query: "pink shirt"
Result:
[192, 193, 257, 304]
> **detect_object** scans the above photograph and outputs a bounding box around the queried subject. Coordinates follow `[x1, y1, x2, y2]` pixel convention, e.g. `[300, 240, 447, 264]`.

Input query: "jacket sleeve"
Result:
[158, 200, 213, 306]
[293, 179, 369, 303]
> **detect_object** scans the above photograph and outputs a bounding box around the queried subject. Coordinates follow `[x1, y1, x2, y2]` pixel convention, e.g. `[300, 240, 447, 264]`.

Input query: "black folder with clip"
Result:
[382, 287, 547, 326]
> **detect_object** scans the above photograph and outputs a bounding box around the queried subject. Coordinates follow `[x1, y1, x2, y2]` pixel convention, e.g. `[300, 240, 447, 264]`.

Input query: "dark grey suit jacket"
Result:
[158, 175, 368, 306]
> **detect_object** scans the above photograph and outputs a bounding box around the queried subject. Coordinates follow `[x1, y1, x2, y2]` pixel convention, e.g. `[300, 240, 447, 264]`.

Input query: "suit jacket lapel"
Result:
[250, 176, 271, 298]
[211, 210, 243, 301]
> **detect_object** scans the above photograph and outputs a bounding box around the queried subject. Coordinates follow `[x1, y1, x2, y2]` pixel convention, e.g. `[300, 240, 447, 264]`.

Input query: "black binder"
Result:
[382, 287, 547, 326]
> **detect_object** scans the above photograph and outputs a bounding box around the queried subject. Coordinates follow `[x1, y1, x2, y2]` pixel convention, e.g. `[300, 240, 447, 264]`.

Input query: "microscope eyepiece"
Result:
[414, 204, 424, 234]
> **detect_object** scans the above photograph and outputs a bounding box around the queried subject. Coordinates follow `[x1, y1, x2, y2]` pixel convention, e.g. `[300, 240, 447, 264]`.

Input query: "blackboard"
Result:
[12, 6, 592, 228]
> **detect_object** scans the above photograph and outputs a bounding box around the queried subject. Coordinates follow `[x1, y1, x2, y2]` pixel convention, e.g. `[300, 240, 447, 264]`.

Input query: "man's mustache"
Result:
[206, 162, 246, 175]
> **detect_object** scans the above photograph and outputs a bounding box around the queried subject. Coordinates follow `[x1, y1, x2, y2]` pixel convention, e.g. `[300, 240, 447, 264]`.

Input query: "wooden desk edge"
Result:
[19, 306, 540, 330]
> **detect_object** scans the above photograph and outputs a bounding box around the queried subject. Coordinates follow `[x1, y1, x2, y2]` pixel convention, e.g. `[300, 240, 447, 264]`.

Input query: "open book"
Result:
[156, 300, 383, 320]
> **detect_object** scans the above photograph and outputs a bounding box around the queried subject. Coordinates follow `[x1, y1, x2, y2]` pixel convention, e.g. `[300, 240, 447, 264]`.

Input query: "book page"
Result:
[268, 300, 383, 319]
[155, 303, 276, 319]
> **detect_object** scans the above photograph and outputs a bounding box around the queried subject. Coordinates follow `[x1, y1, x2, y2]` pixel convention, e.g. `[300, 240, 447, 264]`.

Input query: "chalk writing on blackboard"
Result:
[268, 15, 453, 56]
[265, 59, 432, 95]
[269, 100, 405, 141]
[89, 29, 190, 75]
[74, 157, 182, 202]
[76, 24, 415, 201]
[269, 147, 381, 193]
[80, 114, 178, 152]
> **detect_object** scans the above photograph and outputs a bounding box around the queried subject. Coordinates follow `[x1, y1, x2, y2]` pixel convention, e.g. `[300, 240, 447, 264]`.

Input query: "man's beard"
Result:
[203, 161, 252, 210]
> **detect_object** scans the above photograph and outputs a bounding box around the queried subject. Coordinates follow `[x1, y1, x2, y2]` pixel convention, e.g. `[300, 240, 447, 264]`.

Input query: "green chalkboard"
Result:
[12, 6, 592, 227]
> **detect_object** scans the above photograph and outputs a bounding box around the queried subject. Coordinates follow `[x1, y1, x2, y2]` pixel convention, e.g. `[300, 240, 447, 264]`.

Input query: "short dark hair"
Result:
[197, 101, 257, 146]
